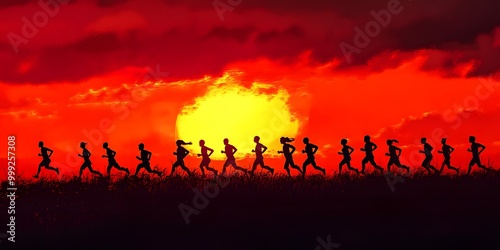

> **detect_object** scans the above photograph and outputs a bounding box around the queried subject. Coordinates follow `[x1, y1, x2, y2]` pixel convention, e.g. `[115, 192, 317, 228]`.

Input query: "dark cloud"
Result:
[376, 109, 500, 145]
[256, 25, 305, 43]
[0, 0, 498, 84]
[205, 26, 255, 43]
[97, 0, 127, 8]
[0, 0, 31, 9]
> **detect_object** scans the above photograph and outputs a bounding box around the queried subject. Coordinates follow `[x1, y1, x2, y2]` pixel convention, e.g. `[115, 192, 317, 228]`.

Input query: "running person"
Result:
[419, 138, 439, 175]
[221, 138, 248, 175]
[360, 135, 384, 174]
[78, 142, 103, 178]
[169, 140, 193, 177]
[133, 143, 162, 177]
[277, 137, 302, 176]
[197, 140, 218, 177]
[301, 137, 326, 176]
[249, 136, 274, 175]
[338, 139, 360, 174]
[34, 141, 59, 178]
[385, 139, 410, 173]
[466, 136, 493, 175]
[102, 142, 129, 176]
[438, 138, 459, 175]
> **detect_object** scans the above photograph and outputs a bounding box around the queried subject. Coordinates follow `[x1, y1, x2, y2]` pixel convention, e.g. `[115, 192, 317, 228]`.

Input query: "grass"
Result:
[2, 169, 500, 250]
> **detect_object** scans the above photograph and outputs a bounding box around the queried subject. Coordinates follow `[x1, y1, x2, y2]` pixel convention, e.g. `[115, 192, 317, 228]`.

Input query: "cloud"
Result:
[0, 0, 498, 85]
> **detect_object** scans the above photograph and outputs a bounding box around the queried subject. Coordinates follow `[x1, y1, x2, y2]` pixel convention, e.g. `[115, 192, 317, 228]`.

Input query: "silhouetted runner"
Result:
[197, 140, 218, 177]
[419, 138, 439, 175]
[438, 138, 459, 175]
[301, 137, 326, 176]
[360, 135, 384, 174]
[34, 141, 59, 178]
[133, 143, 162, 177]
[102, 142, 130, 176]
[78, 142, 103, 178]
[338, 139, 360, 175]
[385, 139, 410, 173]
[277, 137, 302, 176]
[249, 136, 274, 175]
[221, 138, 248, 175]
[169, 140, 193, 177]
[467, 136, 493, 175]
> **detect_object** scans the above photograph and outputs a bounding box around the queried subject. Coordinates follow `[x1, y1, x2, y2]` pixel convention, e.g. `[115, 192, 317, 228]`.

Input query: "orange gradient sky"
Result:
[1, 0, 500, 178]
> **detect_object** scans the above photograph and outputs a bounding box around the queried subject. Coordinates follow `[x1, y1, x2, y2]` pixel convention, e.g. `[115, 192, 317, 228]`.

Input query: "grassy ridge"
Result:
[2, 171, 500, 249]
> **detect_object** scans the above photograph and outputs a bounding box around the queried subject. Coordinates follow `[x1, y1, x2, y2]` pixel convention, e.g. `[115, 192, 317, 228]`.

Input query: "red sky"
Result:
[1, 0, 500, 178]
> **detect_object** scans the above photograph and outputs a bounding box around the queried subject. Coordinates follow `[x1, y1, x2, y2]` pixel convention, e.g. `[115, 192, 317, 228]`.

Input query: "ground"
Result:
[1, 170, 500, 250]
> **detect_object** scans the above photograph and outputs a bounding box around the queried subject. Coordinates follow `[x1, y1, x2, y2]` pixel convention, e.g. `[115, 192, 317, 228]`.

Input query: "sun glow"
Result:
[175, 74, 299, 159]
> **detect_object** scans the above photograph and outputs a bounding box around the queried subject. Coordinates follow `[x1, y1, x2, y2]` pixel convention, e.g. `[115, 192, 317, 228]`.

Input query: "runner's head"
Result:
[441, 138, 447, 144]
[387, 139, 398, 145]
[103, 142, 108, 149]
[469, 136, 476, 143]
[303, 137, 309, 144]
[80, 142, 87, 148]
[223, 138, 229, 145]
[38, 141, 44, 147]
[280, 137, 294, 144]
[138, 143, 145, 150]
[199, 139, 205, 146]
[363, 135, 371, 143]
[254, 136, 260, 143]
[341, 138, 348, 145]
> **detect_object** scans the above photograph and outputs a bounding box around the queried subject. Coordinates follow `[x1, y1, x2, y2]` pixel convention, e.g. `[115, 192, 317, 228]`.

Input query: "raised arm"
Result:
[261, 144, 268, 153]
[372, 143, 378, 151]
[348, 146, 354, 154]
[207, 147, 214, 157]
[147, 151, 152, 160]
[47, 148, 53, 157]
[449, 146, 455, 154]
[111, 149, 116, 157]
[232, 146, 238, 154]
[395, 147, 402, 156]
[289, 145, 296, 154]
[478, 143, 486, 154]
[311, 144, 318, 154]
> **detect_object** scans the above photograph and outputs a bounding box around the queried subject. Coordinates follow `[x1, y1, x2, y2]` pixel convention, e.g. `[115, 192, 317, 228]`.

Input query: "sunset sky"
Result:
[1, 0, 500, 178]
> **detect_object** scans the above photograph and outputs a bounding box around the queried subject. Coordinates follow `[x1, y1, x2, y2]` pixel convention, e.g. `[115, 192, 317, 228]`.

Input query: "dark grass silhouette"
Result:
[2, 168, 500, 250]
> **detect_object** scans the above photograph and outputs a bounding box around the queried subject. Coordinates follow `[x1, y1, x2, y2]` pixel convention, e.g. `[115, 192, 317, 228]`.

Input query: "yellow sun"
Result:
[175, 75, 299, 159]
